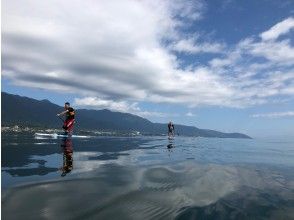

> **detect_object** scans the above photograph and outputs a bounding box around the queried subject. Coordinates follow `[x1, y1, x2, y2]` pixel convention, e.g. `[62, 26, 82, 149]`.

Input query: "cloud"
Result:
[251, 111, 294, 118]
[2, 1, 294, 110]
[260, 17, 294, 41]
[208, 17, 294, 107]
[239, 38, 294, 65]
[2, 0, 231, 107]
[74, 97, 140, 113]
[170, 37, 225, 54]
[3, 0, 181, 99]
[74, 97, 168, 118]
[186, 112, 196, 117]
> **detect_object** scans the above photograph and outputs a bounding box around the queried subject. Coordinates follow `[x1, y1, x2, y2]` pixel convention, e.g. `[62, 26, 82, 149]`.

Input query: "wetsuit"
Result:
[63, 107, 75, 132]
[168, 123, 174, 135]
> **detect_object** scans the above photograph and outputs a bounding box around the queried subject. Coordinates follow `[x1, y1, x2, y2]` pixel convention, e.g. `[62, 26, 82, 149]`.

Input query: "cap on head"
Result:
[65, 102, 70, 106]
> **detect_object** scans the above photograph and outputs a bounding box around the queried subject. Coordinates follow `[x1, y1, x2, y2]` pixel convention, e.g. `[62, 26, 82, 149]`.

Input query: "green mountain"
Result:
[2, 92, 251, 138]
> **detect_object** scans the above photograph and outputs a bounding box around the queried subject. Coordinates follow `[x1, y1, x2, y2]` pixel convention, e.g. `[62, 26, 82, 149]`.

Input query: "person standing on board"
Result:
[57, 102, 75, 134]
[168, 121, 175, 137]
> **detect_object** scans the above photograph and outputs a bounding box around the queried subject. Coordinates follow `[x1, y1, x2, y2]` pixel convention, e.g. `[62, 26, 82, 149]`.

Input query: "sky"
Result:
[2, 0, 294, 138]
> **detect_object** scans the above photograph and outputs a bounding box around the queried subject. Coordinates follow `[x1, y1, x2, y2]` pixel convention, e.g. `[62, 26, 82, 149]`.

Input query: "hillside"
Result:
[1, 92, 251, 138]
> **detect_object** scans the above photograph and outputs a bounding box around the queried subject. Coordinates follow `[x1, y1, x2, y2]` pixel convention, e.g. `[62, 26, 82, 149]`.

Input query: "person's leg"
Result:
[66, 119, 75, 134]
[62, 121, 68, 135]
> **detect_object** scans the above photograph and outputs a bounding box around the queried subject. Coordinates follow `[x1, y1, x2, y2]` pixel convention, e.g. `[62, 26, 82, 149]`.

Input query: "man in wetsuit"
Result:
[57, 102, 75, 134]
[168, 121, 175, 137]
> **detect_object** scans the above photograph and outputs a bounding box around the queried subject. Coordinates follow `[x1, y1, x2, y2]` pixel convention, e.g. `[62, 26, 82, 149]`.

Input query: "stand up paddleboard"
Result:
[34, 133, 88, 138]
[168, 136, 174, 140]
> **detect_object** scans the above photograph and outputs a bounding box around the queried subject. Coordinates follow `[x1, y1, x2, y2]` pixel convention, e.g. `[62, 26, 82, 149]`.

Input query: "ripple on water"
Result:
[2, 162, 294, 220]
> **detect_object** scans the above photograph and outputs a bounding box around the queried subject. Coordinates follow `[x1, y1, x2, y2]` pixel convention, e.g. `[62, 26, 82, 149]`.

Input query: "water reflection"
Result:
[167, 137, 175, 156]
[167, 143, 174, 149]
[167, 143, 175, 160]
[2, 162, 294, 219]
[2, 134, 294, 219]
[60, 137, 73, 177]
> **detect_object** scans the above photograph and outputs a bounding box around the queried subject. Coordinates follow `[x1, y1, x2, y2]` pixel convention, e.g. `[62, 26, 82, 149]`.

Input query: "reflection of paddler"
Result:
[167, 143, 175, 155]
[60, 137, 73, 177]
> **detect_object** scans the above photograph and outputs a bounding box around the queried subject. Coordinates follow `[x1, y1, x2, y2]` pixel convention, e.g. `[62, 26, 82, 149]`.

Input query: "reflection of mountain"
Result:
[2, 162, 293, 219]
[3, 167, 58, 177]
[2, 92, 251, 138]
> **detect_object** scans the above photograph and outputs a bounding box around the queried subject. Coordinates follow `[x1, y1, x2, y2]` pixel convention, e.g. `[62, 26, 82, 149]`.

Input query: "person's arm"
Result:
[57, 110, 68, 116]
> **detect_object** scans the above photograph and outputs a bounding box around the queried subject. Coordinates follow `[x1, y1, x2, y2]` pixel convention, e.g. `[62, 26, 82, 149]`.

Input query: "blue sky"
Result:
[2, 0, 294, 138]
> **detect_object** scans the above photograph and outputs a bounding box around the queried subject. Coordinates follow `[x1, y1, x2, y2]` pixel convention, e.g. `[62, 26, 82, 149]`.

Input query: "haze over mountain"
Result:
[2, 92, 251, 138]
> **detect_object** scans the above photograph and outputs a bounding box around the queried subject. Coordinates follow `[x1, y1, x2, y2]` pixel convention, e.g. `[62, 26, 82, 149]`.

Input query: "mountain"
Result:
[1, 92, 251, 138]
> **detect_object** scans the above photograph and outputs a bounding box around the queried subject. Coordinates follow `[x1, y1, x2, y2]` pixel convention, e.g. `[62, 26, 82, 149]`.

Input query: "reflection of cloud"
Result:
[3, 162, 293, 219]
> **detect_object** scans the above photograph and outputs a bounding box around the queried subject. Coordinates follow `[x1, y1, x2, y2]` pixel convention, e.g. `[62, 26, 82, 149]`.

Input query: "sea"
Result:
[2, 133, 294, 219]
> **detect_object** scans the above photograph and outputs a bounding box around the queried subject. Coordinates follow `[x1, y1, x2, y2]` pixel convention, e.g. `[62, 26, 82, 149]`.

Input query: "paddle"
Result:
[57, 115, 65, 123]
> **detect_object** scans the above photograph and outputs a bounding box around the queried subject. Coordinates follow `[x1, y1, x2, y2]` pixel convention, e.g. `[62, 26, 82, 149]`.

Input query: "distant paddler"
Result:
[57, 102, 75, 134]
[168, 121, 175, 138]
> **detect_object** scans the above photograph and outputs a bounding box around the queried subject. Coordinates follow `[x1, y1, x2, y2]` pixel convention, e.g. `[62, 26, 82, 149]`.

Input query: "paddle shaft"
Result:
[58, 115, 65, 123]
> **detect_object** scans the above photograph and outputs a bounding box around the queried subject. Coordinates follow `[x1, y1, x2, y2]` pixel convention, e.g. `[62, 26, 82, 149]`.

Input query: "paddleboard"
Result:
[34, 133, 88, 138]
[168, 136, 174, 140]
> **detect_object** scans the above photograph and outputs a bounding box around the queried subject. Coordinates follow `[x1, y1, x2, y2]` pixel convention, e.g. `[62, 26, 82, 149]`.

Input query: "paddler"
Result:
[57, 102, 75, 134]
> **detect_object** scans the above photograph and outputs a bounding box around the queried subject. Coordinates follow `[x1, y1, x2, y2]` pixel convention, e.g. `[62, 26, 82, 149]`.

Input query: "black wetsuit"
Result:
[63, 107, 75, 132]
[66, 107, 75, 120]
[168, 123, 174, 133]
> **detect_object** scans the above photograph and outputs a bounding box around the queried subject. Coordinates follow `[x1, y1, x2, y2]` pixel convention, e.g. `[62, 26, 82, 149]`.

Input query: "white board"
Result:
[34, 133, 89, 138]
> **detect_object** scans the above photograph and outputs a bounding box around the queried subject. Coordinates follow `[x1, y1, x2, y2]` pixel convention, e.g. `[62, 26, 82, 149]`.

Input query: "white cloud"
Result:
[2, 1, 294, 111]
[74, 97, 140, 113]
[260, 17, 294, 41]
[207, 17, 294, 108]
[239, 38, 294, 65]
[171, 37, 225, 54]
[186, 112, 196, 117]
[251, 111, 294, 118]
[74, 97, 168, 118]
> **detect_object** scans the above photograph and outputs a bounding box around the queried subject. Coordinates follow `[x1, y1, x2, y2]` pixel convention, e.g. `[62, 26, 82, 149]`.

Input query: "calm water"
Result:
[2, 133, 294, 219]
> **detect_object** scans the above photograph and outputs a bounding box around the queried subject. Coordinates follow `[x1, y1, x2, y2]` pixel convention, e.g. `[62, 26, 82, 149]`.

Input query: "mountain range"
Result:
[2, 92, 251, 138]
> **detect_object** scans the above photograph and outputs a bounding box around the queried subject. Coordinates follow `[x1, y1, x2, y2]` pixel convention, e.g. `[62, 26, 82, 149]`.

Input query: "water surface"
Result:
[2, 133, 294, 219]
